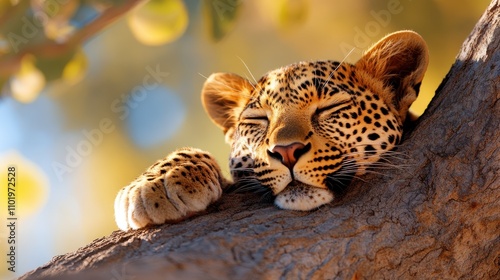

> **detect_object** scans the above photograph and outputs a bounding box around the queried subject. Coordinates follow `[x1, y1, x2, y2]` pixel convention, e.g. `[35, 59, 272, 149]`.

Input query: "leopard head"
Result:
[201, 31, 429, 210]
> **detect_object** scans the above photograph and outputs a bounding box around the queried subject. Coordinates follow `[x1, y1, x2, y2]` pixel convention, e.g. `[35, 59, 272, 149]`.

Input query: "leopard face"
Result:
[227, 61, 404, 210]
[202, 31, 428, 210]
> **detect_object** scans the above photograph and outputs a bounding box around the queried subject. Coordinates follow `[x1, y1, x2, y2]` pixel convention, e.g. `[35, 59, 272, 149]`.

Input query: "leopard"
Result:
[114, 30, 429, 231]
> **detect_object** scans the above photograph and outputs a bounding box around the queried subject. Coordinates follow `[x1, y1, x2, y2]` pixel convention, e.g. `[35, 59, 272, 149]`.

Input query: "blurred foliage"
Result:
[0, 0, 148, 102]
[0, 0, 315, 102]
[61, 47, 87, 83]
[205, 0, 240, 41]
[0, 0, 492, 106]
[10, 54, 45, 102]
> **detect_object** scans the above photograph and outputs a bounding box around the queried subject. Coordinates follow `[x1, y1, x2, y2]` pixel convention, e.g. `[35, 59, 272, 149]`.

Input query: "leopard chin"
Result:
[274, 181, 334, 211]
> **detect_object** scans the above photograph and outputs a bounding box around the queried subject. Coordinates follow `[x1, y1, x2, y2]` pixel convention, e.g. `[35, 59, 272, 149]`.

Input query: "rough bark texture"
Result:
[21, 1, 499, 279]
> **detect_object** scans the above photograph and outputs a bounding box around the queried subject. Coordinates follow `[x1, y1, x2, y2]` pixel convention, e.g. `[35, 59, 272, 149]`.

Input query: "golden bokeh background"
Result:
[0, 0, 490, 276]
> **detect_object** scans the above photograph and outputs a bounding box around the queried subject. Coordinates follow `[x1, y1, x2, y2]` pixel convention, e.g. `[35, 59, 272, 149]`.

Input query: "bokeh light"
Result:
[0, 151, 49, 217]
[10, 55, 45, 103]
[126, 86, 186, 148]
[127, 0, 188, 45]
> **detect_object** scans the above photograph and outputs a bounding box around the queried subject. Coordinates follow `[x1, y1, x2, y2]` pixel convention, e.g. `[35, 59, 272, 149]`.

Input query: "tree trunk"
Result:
[21, 1, 499, 279]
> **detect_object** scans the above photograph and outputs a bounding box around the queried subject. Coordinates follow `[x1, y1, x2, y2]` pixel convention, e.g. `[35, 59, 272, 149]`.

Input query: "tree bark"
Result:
[20, 1, 500, 279]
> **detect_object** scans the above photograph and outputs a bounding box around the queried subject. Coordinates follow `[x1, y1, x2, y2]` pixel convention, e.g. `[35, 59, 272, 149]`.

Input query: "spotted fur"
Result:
[115, 31, 429, 230]
[114, 148, 227, 230]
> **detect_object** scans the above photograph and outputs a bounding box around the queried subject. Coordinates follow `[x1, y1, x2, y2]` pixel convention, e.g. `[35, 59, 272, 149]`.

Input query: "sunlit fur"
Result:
[114, 31, 429, 231]
[114, 147, 227, 231]
[203, 31, 428, 210]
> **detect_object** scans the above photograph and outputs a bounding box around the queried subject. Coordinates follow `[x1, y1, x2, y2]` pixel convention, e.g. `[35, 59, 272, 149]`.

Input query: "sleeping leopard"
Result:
[114, 30, 429, 231]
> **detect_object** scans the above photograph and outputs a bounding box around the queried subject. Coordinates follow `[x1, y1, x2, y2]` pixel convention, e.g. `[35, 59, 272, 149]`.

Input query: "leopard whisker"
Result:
[357, 152, 410, 162]
[325, 174, 355, 194]
[342, 148, 412, 166]
[321, 48, 356, 90]
[336, 154, 413, 176]
[237, 56, 259, 85]
[230, 167, 254, 172]
[341, 159, 410, 173]
[229, 177, 267, 194]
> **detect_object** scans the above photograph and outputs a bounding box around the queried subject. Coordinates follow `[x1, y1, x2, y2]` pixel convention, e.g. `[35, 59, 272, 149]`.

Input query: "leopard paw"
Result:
[114, 148, 226, 231]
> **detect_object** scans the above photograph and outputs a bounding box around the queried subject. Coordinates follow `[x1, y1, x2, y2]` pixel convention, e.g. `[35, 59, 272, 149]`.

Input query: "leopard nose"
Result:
[268, 142, 311, 170]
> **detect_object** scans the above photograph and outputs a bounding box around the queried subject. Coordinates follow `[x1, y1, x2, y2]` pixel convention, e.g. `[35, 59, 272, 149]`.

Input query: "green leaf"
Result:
[34, 47, 76, 81]
[205, 0, 241, 41]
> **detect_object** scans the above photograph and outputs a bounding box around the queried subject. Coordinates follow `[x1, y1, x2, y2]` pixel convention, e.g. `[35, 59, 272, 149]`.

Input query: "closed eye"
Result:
[316, 100, 352, 116]
[240, 109, 269, 123]
[243, 116, 268, 121]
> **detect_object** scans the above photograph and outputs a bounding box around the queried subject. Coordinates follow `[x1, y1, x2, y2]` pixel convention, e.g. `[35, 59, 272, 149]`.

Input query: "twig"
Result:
[0, 0, 148, 76]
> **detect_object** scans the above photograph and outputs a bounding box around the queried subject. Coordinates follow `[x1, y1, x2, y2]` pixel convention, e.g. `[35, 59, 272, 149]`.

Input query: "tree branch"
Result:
[0, 0, 147, 76]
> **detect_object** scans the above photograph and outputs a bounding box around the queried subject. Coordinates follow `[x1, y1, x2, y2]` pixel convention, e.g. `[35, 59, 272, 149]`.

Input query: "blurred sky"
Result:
[0, 0, 490, 277]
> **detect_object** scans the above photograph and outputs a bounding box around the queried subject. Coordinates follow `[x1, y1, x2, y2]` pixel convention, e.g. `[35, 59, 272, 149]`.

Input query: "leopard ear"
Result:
[356, 30, 429, 120]
[201, 73, 254, 135]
